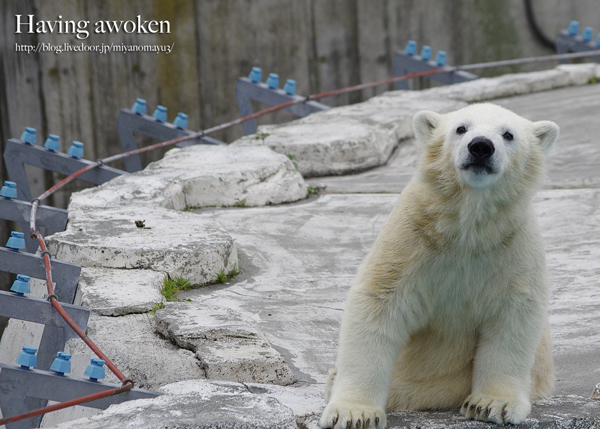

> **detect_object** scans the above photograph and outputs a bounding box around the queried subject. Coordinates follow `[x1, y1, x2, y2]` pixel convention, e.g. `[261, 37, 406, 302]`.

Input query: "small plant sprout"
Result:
[287, 154, 299, 170]
[216, 270, 228, 283]
[149, 274, 193, 313]
[234, 199, 247, 208]
[254, 132, 270, 144]
[214, 265, 241, 284]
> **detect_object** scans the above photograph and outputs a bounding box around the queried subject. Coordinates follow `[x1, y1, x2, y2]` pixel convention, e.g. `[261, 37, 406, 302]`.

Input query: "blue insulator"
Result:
[10, 274, 30, 296]
[20, 127, 37, 145]
[44, 134, 60, 152]
[50, 352, 72, 376]
[435, 51, 447, 66]
[131, 98, 147, 115]
[6, 231, 26, 252]
[420, 46, 432, 61]
[266, 73, 279, 89]
[16, 346, 37, 369]
[84, 358, 106, 382]
[582, 27, 593, 42]
[283, 79, 296, 95]
[173, 112, 188, 129]
[153, 105, 168, 122]
[0, 181, 17, 200]
[405, 40, 417, 56]
[568, 21, 579, 36]
[67, 141, 84, 159]
[248, 67, 262, 82]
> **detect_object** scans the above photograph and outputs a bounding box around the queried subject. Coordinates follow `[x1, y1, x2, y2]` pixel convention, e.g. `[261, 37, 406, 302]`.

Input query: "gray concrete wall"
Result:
[1, 0, 599, 210]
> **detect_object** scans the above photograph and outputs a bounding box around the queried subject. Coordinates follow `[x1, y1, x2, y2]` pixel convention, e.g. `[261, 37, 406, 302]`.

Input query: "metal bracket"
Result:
[0, 288, 89, 428]
[0, 247, 80, 304]
[556, 21, 600, 63]
[393, 42, 478, 90]
[235, 76, 329, 135]
[0, 363, 160, 429]
[116, 108, 225, 172]
[3, 139, 125, 204]
[0, 247, 82, 420]
[0, 290, 89, 367]
[0, 198, 68, 253]
[0, 291, 89, 339]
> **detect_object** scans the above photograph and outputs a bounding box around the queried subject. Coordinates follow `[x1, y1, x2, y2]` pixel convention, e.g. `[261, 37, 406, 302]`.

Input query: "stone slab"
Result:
[422, 63, 600, 103]
[187, 193, 399, 384]
[154, 301, 296, 385]
[64, 313, 207, 391]
[48, 380, 297, 429]
[161, 379, 325, 419]
[67, 145, 308, 211]
[232, 95, 466, 177]
[77, 267, 165, 316]
[306, 137, 419, 194]
[45, 206, 238, 286]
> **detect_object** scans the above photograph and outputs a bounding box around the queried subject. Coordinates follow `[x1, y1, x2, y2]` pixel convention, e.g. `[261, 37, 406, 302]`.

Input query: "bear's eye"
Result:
[503, 131, 514, 141]
[456, 126, 467, 135]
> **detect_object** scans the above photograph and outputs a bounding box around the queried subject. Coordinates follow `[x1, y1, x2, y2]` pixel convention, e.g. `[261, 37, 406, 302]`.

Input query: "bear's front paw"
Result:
[320, 401, 386, 429]
[460, 393, 531, 425]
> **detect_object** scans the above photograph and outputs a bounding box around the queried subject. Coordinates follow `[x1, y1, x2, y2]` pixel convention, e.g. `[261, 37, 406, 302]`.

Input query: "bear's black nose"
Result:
[468, 137, 495, 159]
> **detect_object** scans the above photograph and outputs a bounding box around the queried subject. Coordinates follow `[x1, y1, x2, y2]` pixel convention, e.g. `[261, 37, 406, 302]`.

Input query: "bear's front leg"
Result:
[320, 290, 412, 429]
[461, 299, 546, 425]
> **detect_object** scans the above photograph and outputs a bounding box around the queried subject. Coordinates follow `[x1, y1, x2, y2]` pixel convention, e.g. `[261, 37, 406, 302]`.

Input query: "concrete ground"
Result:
[22, 73, 600, 428]
[185, 83, 600, 426]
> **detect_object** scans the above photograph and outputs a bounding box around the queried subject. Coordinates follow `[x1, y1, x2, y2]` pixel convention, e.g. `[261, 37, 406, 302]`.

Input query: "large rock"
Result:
[45, 206, 237, 285]
[232, 95, 466, 177]
[67, 145, 308, 211]
[154, 302, 296, 386]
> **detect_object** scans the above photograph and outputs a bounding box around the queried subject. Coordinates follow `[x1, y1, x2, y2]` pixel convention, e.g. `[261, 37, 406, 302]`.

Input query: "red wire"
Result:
[0, 233, 135, 425]
[17, 49, 600, 424]
[0, 381, 132, 426]
[35, 232, 129, 383]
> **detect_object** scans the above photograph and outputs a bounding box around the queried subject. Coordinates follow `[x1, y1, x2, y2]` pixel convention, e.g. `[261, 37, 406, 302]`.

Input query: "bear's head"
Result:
[412, 103, 559, 195]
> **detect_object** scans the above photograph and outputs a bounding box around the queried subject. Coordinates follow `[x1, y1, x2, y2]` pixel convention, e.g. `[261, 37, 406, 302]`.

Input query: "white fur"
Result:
[320, 104, 559, 428]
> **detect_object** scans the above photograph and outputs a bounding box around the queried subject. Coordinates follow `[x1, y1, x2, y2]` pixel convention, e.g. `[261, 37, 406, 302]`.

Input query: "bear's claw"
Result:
[320, 402, 386, 429]
[461, 393, 531, 425]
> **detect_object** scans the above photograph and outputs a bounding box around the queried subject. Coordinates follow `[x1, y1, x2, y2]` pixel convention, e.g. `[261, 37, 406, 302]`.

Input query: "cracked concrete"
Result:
[154, 302, 296, 385]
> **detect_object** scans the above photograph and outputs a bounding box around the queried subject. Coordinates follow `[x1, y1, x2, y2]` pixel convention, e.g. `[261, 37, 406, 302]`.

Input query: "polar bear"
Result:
[320, 103, 559, 428]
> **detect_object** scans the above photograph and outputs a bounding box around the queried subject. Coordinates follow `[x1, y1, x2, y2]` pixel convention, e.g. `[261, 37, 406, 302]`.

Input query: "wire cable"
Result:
[15, 47, 600, 425]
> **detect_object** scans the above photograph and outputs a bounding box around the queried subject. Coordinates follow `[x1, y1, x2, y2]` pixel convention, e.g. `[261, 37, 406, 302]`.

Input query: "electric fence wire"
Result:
[4, 47, 599, 426]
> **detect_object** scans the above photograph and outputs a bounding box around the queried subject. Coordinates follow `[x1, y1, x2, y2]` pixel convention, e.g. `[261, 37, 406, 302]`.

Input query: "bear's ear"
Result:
[413, 110, 442, 143]
[532, 120, 559, 153]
